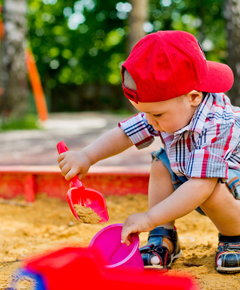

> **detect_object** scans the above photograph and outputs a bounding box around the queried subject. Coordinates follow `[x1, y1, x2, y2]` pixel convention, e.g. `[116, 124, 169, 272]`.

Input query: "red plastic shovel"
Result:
[57, 141, 109, 223]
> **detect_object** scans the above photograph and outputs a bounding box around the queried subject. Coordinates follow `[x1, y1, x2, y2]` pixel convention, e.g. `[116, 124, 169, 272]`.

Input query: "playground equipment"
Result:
[25, 48, 48, 122]
[57, 141, 109, 223]
[0, 6, 4, 40]
[0, 165, 150, 202]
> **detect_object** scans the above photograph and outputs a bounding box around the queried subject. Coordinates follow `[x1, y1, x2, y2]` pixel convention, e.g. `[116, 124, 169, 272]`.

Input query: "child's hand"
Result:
[121, 212, 154, 246]
[58, 150, 91, 181]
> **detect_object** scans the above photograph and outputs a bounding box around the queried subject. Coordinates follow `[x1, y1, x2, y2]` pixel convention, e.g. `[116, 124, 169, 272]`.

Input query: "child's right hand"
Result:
[58, 150, 92, 181]
[121, 212, 155, 246]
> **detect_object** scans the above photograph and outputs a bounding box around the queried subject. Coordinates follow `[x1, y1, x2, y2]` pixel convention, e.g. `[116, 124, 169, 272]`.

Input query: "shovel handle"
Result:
[57, 141, 84, 189]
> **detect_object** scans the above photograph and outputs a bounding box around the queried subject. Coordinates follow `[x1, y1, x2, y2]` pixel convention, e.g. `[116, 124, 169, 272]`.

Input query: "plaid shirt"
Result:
[119, 93, 240, 180]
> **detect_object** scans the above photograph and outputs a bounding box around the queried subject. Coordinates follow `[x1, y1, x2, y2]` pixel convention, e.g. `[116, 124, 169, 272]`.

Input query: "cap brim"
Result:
[195, 61, 234, 93]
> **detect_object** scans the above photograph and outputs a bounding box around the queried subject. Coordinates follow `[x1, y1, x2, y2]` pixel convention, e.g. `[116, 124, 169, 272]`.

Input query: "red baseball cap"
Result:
[121, 30, 234, 103]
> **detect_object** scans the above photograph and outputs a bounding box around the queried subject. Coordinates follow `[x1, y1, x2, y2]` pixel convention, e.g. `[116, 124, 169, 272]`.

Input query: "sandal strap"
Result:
[140, 244, 167, 254]
[139, 227, 181, 267]
[216, 233, 240, 270]
[148, 227, 177, 241]
[219, 233, 240, 243]
[140, 244, 154, 253]
[140, 244, 169, 266]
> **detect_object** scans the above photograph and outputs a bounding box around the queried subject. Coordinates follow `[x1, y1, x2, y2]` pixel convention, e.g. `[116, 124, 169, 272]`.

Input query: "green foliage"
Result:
[0, 114, 41, 131]
[26, 0, 227, 112]
[28, 0, 127, 89]
[148, 0, 226, 63]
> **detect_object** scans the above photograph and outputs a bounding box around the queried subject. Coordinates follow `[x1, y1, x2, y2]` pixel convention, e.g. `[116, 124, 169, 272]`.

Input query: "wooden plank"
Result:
[0, 166, 150, 201]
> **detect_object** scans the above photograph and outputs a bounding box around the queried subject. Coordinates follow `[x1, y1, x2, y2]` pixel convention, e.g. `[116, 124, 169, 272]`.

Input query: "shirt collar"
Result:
[161, 93, 213, 139]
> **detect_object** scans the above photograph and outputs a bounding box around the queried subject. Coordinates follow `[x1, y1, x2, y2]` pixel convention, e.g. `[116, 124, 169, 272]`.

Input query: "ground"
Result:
[1, 113, 240, 289]
[1, 194, 240, 290]
[0, 112, 162, 167]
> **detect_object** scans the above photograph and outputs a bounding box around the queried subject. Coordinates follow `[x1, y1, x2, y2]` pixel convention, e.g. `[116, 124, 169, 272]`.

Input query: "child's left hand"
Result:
[121, 212, 154, 246]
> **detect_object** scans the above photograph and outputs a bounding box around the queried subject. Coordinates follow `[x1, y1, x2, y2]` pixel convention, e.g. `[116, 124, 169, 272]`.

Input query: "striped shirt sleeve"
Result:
[185, 122, 238, 179]
[119, 113, 158, 149]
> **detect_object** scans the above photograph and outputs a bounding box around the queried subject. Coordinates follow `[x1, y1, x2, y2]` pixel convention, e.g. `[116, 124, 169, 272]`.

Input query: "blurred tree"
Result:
[128, 0, 148, 54]
[224, 0, 240, 105]
[26, 0, 229, 112]
[1, 0, 28, 119]
[126, 0, 148, 112]
[27, 0, 129, 112]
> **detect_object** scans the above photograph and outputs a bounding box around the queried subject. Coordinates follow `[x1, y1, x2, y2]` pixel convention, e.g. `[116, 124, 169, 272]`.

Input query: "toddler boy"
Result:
[58, 30, 240, 273]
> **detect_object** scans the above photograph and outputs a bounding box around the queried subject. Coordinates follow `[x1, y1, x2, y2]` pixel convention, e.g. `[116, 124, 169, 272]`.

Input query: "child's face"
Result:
[129, 94, 200, 133]
[123, 68, 202, 133]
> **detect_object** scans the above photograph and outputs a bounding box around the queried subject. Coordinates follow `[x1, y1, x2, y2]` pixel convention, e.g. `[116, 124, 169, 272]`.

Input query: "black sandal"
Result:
[139, 227, 182, 268]
[216, 233, 240, 273]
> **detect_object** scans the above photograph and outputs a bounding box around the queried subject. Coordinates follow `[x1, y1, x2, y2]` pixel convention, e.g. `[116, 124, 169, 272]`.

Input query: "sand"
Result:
[73, 204, 101, 224]
[1, 194, 240, 289]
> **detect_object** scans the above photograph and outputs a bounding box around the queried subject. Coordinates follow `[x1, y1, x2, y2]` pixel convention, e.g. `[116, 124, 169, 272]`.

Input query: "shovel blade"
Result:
[67, 187, 109, 223]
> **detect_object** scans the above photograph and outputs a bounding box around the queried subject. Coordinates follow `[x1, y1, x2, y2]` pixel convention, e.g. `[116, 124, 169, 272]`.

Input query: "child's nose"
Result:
[146, 114, 157, 125]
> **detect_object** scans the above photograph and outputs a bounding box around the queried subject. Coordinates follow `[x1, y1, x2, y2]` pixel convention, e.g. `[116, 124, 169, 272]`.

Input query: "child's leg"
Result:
[201, 182, 240, 236]
[140, 150, 182, 268]
[201, 182, 240, 273]
[148, 158, 175, 227]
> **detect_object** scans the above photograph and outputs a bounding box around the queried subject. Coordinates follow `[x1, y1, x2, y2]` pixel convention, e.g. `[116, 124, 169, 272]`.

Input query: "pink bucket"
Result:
[89, 223, 144, 272]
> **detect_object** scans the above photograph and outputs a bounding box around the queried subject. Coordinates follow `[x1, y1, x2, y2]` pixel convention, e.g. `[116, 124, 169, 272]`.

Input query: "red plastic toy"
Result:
[57, 141, 109, 223]
[11, 247, 199, 290]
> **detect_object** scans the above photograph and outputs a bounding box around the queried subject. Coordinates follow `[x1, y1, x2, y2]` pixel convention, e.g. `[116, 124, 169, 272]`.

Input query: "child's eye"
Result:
[153, 113, 162, 117]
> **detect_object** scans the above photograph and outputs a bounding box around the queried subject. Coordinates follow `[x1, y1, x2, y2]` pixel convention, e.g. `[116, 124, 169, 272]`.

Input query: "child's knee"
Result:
[201, 183, 230, 210]
[151, 159, 171, 178]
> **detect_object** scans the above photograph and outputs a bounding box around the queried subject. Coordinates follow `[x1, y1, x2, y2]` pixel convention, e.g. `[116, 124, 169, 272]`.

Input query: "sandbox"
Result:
[0, 166, 240, 289]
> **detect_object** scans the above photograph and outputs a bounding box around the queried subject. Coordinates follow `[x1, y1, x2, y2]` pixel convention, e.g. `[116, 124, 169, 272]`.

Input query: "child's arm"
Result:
[121, 177, 218, 245]
[58, 127, 133, 180]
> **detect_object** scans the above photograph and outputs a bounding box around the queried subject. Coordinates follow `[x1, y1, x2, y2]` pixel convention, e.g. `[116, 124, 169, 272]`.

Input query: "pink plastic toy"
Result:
[89, 223, 144, 272]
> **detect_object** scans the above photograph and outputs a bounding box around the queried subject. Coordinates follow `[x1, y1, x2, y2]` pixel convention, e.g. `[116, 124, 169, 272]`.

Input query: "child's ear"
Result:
[187, 91, 203, 107]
